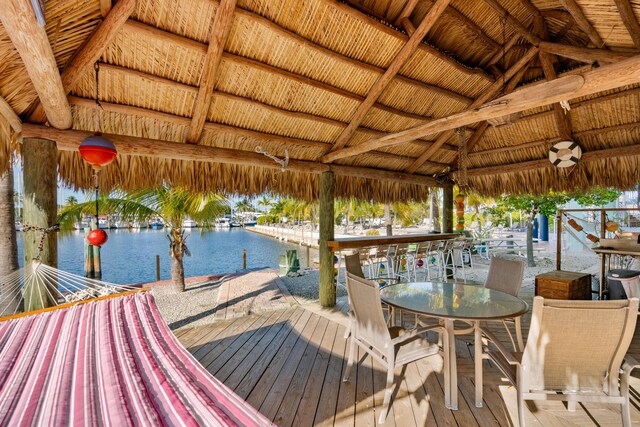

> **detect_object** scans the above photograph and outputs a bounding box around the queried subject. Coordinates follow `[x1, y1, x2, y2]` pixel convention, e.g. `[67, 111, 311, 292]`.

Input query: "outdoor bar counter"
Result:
[326, 233, 459, 252]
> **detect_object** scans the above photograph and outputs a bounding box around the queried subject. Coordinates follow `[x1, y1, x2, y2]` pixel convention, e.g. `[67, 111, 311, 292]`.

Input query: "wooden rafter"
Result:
[460, 142, 640, 177]
[327, 0, 450, 154]
[96, 62, 457, 156]
[320, 54, 640, 162]
[540, 41, 637, 64]
[399, 47, 539, 173]
[327, 0, 493, 82]
[69, 96, 450, 169]
[0, 95, 22, 134]
[29, 0, 136, 124]
[451, 60, 532, 166]
[535, 16, 574, 142]
[0, 0, 72, 129]
[22, 124, 442, 187]
[122, 20, 472, 108]
[482, 0, 541, 46]
[558, 0, 605, 47]
[613, 0, 640, 48]
[99, 0, 112, 17]
[186, 0, 236, 144]
[468, 120, 640, 159]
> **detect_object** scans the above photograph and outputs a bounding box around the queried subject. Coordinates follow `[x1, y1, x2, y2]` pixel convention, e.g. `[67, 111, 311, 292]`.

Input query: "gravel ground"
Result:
[280, 251, 601, 303]
[153, 278, 228, 330]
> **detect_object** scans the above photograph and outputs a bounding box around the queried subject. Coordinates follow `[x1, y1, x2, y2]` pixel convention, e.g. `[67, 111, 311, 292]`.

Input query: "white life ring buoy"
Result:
[549, 140, 582, 168]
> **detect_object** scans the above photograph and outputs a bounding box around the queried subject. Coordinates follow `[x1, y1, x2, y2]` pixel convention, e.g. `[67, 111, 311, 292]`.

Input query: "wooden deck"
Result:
[176, 293, 640, 426]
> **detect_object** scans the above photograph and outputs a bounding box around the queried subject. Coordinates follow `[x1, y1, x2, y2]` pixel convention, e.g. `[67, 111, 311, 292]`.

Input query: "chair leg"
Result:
[621, 374, 632, 427]
[343, 338, 356, 382]
[378, 364, 395, 424]
[567, 399, 577, 411]
[474, 321, 483, 408]
[514, 317, 524, 352]
[502, 320, 518, 352]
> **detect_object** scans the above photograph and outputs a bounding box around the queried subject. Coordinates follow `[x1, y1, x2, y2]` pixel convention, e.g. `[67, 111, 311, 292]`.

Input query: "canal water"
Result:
[17, 228, 316, 284]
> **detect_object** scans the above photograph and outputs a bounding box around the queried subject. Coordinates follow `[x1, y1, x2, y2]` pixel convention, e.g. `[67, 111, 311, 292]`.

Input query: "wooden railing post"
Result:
[319, 171, 336, 307]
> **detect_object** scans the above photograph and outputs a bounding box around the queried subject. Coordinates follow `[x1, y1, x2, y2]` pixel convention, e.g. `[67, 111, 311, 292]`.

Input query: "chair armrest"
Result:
[622, 354, 640, 376]
[389, 324, 444, 346]
[481, 326, 520, 366]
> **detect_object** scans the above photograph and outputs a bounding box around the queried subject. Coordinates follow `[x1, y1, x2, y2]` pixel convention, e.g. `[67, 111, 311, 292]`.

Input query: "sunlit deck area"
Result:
[176, 288, 640, 427]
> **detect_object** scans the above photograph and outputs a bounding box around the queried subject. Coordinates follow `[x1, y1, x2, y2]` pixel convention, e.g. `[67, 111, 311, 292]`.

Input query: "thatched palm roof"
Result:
[0, 0, 639, 200]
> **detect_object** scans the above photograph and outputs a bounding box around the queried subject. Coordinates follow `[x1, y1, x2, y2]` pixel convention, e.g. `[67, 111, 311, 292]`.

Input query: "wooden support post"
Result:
[22, 138, 58, 311]
[443, 186, 454, 234]
[156, 255, 161, 281]
[556, 211, 562, 270]
[0, 163, 20, 315]
[319, 171, 336, 307]
[243, 248, 247, 269]
[600, 209, 607, 299]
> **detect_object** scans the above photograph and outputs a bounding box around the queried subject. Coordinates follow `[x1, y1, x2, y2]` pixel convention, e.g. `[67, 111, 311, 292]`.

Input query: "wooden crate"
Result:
[535, 270, 592, 300]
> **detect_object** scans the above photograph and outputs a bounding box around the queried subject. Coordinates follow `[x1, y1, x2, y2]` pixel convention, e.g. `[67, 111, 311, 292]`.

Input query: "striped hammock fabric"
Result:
[0, 292, 272, 426]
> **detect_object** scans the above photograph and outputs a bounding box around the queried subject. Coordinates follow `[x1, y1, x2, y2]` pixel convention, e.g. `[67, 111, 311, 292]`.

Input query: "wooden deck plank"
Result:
[255, 313, 323, 419]
[218, 308, 302, 386]
[234, 308, 312, 400]
[314, 323, 349, 427]
[190, 315, 256, 361]
[274, 316, 330, 426]
[402, 362, 438, 426]
[206, 310, 284, 374]
[176, 290, 640, 427]
[354, 345, 379, 427]
[197, 314, 268, 369]
[291, 320, 339, 427]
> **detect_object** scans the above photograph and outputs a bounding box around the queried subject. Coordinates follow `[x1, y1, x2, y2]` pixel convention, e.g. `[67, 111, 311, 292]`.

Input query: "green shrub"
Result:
[365, 229, 380, 236]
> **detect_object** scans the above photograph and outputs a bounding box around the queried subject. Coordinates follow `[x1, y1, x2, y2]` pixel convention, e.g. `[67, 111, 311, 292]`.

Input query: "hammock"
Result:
[0, 263, 272, 426]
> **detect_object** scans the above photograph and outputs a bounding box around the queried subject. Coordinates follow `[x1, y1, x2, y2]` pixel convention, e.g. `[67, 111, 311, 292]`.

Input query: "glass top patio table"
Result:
[379, 281, 528, 320]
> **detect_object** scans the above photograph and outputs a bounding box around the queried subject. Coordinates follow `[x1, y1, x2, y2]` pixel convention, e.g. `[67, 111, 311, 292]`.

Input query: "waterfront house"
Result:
[1, 0, 640, 425]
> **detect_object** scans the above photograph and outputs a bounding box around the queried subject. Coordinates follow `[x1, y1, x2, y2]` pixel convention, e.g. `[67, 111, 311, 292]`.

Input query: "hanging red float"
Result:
[87, 229, 109, 247]
[79, 134, 117, 169]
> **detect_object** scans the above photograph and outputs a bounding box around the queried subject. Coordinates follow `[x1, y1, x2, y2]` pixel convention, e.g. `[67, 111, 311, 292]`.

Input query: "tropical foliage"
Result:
[58, 186, 227, 290]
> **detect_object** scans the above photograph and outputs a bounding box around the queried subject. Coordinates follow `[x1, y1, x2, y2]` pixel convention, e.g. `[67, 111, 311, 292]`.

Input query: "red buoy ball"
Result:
[79, 135, 117, 169]
[87, 229, 109, 247]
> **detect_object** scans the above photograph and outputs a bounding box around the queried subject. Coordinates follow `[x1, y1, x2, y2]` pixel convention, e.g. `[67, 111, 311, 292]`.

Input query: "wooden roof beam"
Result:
[326, 0, 493, 82]
[400, 46, 539, 173]
[96, 62, 456, 155]
[468, 120, 640, 158]
[28, 0, 136, 124]
[327, 0, 450, 154]
[0, 0, 72, 129]
[22, 124, 443, 187]
[613, 0, 640, 48]
[461, 142, 640, 177]
[482, 0, 541, 46]
[540, 41, 638, 64]
[186, 0, 236, 144]
[558, 0, 605, 47]
[450, 60, 532, 165]
[0, 95, 22, 134]
[321, 53, 640, 162]
[68, 95, 449, 169]
[122, 20, 473, 107]
[100, 0, 112, 17]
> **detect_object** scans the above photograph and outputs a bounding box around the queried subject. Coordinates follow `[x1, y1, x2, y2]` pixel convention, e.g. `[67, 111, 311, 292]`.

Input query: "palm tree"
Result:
[65, 195, 78, 206]
[235, 198, 255, 213]
[257, 195, 272, 212]
[58, 186, 227, 291]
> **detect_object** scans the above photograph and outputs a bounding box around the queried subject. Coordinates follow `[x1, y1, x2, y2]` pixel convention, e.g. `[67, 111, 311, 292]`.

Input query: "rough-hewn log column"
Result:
[0, 163, 20, 315]
[442, 186, 453, 234]
[319, 171, 336, 307]
[22, 138, 58, 311]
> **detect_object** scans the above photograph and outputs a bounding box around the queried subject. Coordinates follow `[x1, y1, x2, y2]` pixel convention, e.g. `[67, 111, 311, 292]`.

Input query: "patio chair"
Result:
[343, 272, 442, 424]
[482, 297, 639, 427]
[484, 256, 525, 351]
